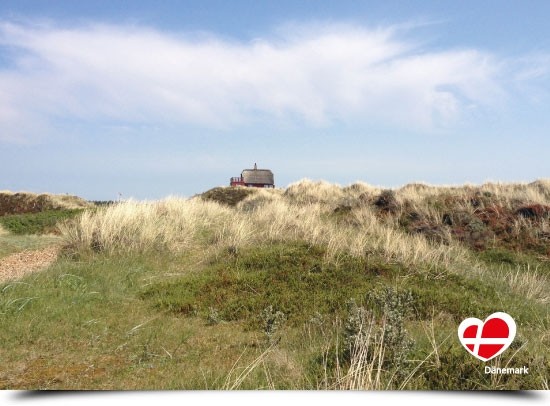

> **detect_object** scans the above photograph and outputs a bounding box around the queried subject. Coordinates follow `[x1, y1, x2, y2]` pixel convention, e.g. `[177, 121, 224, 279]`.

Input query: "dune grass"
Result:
[0, 179, 549, 389]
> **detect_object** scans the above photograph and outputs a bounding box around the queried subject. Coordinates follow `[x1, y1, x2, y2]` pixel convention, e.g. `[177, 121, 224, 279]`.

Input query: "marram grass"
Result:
[0, 179, 548, 389]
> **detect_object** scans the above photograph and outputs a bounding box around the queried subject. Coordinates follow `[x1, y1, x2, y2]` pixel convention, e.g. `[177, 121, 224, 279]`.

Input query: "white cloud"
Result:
[0, 20, 521, 142]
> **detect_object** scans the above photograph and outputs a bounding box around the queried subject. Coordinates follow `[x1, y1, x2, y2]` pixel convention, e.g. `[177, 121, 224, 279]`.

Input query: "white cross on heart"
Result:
[457, 312, 516, 362]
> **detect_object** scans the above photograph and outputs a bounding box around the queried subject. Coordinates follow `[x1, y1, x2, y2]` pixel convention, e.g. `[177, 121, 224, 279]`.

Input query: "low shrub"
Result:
[0, 209, 83, 235]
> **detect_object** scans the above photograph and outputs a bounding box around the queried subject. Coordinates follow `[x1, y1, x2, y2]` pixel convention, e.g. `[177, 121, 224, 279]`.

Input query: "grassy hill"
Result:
[0, 191, 91, 236]
[0, 180, 548, 389]
[0, 191, 91, 216]
[0, 191, 88, 258]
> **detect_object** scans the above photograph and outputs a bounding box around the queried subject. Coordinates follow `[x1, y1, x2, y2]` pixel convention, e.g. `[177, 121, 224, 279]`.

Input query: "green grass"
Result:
[0, 234, 63, 259]
[0, 252, 272, 389]
[480, 247, 550, 274]
[141, 243, 399, 327]
[0, 209, 83, 235]
[1, 241, 547, 389]
[143, 243, 548, 328]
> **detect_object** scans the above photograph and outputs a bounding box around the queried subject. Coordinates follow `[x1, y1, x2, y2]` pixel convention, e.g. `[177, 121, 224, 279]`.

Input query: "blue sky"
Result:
[0, 1, 549, 200]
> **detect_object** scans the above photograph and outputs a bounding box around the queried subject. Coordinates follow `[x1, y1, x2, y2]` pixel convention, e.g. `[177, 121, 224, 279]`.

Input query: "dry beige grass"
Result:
[284, 179, 346, 205]
[376, 179, 550, 239]
[395, 179, 550, 211]
[500, 266, 549, 303]
[61, 185, 473, 271]
[60, 178, 549, 281]
[285, 179, 381, 206]
[61, 198, 242, 254]
[331, 315, 385, 390]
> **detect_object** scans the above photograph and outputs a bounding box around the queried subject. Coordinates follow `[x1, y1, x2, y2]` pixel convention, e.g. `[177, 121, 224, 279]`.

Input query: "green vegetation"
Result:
[0, 209, 83, 235]
[0, 179, 549, 389]
[0, 242, 547, 389]
[142, 243, 391, 327]
[199, 186, 254, 206]
[0, 234, 62, 259]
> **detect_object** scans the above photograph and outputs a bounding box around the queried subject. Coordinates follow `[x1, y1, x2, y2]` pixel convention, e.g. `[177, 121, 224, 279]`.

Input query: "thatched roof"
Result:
[241, 169, 274, 185]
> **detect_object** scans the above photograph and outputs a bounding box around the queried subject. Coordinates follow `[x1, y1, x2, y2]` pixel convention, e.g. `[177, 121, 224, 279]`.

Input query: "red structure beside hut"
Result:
[230, 163, 275, 188]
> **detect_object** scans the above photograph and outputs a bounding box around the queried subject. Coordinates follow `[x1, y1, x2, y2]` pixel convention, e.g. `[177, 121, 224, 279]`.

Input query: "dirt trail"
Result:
[0, 246, 59, 283]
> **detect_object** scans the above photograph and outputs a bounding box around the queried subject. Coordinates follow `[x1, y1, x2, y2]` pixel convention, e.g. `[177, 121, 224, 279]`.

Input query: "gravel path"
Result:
[0, 246, 59, 283]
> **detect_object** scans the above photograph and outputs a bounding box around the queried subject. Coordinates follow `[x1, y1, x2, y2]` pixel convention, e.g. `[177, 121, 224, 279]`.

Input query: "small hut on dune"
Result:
[230, 163, 275, 188]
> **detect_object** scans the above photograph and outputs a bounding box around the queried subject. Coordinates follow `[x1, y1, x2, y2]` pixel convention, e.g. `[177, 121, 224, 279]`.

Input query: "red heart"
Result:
[457, 312, 516, 361]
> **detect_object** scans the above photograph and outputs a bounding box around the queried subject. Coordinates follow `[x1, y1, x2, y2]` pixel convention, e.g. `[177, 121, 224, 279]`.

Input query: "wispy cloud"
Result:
[0, 20, 537, 143]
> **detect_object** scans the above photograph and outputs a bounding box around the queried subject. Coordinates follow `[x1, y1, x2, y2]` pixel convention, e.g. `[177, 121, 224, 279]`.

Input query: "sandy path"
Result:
[0, 246, 59, 283]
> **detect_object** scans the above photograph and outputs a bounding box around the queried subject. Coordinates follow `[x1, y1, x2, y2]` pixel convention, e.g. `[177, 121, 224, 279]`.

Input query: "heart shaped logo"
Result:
[458, 312, 516, 361]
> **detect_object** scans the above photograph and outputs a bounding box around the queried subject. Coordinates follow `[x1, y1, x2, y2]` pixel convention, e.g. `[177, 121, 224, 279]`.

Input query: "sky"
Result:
[0, 0, 549, 200]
